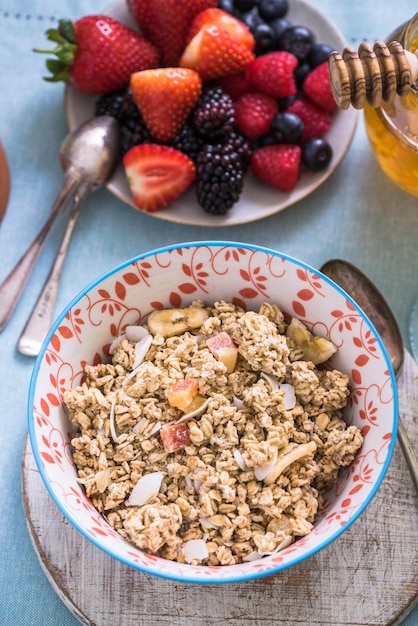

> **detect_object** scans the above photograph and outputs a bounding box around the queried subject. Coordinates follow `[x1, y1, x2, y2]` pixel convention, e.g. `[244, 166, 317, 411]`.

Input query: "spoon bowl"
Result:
[0, 116, 120, 333]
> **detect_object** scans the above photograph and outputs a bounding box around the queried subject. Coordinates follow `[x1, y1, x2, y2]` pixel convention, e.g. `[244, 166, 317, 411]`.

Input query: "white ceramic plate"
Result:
[64, 0, 358, 227]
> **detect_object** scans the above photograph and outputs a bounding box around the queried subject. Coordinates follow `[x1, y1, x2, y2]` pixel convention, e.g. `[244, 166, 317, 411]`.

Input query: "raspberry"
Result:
[287, 99, 331, 142]
[211, 71, 252, 101]
[251, 144, 301, 192]
[303, 62, 338, 113]
[235, 92, 279, 139]
[246, 51, 298, 99]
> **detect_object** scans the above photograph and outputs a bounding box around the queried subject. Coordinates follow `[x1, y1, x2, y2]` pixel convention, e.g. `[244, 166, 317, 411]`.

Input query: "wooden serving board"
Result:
[22, 351, 418, 626]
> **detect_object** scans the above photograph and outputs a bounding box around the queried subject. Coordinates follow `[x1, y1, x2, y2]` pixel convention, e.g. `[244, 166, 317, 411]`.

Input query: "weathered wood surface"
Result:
[22, 351, 418, 626]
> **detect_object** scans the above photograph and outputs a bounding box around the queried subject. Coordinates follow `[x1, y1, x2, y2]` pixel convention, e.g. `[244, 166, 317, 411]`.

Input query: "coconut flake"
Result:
[199, 517, 219, 530]
[253, 448, 278, 481]
[132, 417, 148, 434]
[233, 449, 249, 471]
[193, 479, 203, 493]
[243, 551, 262, 562]
[109, 396, 118, 443]
[175, 398, 210, 424]
[182, 539, 209, 563]
[109, 334, 126, 355]
[233, 396, 245, 409]
[149, 421, 162, 436]
[279, 383, 296, 410]
[257, 535, 293, 556]
[127, 334, 153, 379]
[125, 325, 150, 342]
[126, 472, 164, 506]
[185, 474, 193, 490]
[260, 372, 279, 391]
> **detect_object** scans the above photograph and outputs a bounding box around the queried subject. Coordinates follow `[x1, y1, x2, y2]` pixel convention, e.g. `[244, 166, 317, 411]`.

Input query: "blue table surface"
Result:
[1, 0, 417, 624]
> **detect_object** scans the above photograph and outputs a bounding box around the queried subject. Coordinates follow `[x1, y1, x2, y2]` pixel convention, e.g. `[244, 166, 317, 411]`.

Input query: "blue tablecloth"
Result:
[1, 0, 417, 624]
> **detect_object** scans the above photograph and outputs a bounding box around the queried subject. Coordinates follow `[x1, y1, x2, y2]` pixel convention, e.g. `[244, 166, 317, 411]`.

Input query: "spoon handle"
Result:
[0, 173, 80, 332]
[17, 195, 84, 356]
[397, 419, 418, 494]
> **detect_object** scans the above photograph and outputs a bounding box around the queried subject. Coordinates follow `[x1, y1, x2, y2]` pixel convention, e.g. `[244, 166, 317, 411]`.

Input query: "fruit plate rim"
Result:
[64, 0, 358, 227]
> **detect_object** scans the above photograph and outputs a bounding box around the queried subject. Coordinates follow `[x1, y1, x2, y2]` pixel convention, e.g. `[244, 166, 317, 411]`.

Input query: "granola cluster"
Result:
[64, 301, 363, 565]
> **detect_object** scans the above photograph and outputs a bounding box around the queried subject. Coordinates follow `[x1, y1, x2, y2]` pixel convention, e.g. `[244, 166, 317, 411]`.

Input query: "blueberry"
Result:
[234, 0, 257, 11]
[302, 138, 333, 171]
[309, 43, 335, 68]
[270, 112, 304, 143]
[252, 22, 276, 55]
[258, 132, 279, 147]
[294, 62, 311, 89]
[277, 94, 298, 109]
[218, 0, 236, 13]
[258, 0, 289, 21]
[238, 7, 263, 31]
[278, 25, 315, 62]
[270, 17, 292, 45]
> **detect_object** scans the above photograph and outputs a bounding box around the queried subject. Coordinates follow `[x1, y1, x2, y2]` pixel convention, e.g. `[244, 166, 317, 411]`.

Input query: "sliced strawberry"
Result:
[34, 15, 160, 94]
[123, 144, 196, 213]
[160, 422, 191, 453]
[235, 92, 279, 139]
[303, 61, 338, 112]
[186, 8, 255, 52]
[246, 51, 298, 99]
[127, 0, 218, 66]
[130, 68, 202, 143]
[251, 145, 302, 192]
[287, 99, 332, 142]
[180, 24, 254, 81]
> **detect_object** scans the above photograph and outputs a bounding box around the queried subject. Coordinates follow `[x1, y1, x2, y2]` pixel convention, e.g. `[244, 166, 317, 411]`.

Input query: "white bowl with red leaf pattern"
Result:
[28, 241, 397, 584]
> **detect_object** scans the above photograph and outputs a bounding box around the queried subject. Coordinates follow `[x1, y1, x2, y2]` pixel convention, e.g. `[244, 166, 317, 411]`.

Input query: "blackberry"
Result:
[195, 143, 244, 215]
[192, 88, 235, 142]
[171, 120, 204, 163]
[95, 88, 152, 156]
[227, 131, 253, 171]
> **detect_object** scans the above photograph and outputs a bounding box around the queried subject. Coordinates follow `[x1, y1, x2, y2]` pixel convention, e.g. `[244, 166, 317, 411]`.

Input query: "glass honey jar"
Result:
[329, 14, 418, 196]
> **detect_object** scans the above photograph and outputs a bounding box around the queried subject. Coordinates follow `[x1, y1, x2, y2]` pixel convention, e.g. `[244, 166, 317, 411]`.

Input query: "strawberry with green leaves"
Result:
[180, 24, 254, 81]
[34, 15, 160, 94]
[130, 68, 202, 143]
[123, 144, 196, 212]
[127, 0, 218, 67]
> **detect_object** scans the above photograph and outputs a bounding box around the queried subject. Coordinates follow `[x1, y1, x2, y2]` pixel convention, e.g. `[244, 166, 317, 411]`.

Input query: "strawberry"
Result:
[287, 99, 332, 142]
[303, 61, 338, 112]
[251, 145, 302, 192]
[34, 16, 160, 94]
[246, 52, 298, 99]
[123, 144, 196, 213]
[186, 8, 255, 52]
[235, 92, 279, 139]
[130, 68, 202, 143]
[127, 0, 218, 67]
[179, 24, 254, 81]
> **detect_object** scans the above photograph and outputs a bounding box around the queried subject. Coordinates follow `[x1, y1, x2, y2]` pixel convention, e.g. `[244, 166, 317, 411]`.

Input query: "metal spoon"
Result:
[321, 258, 418, 494]
[0, 116, 120, 333]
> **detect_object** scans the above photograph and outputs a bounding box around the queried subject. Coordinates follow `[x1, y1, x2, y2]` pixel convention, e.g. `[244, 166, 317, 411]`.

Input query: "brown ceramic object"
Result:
[0, 141, 10, 223]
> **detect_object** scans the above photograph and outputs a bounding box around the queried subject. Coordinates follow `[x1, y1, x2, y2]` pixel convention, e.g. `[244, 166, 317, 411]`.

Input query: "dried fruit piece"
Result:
[147, 307, 209, 337]
[286, 317, 337, 364]
[206, 332, 238, 373]
[160, 422, 191, 453]
[167, 379, 199, 411]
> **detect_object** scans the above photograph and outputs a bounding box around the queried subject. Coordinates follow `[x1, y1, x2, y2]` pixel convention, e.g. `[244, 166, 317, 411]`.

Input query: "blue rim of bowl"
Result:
[27, 241, 398, 584]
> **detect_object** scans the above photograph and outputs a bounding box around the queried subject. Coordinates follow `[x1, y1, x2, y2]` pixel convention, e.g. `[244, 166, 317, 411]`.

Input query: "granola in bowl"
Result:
[64, 300, 363, 566]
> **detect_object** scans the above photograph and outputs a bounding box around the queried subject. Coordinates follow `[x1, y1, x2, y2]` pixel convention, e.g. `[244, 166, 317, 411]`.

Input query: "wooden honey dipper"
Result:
[328, 40, 418, 109]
